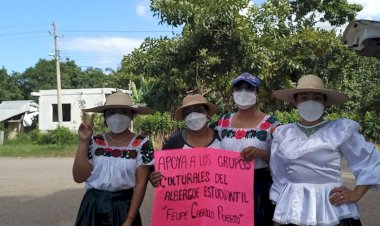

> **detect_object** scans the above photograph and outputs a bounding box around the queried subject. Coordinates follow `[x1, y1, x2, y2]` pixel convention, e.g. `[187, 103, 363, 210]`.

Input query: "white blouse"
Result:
[85, 133, 154, 192]
[215, 113, 279, 169]
[270, 118, 380, 226]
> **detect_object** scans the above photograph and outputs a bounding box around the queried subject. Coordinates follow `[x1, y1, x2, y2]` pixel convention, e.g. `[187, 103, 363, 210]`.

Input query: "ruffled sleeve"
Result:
[267, 115, 280, 150]
[136, 136, 154, 166]
[337, 119, 380, 190]
[214, 113, 232, 137]
[87, 138, 94, 163]
[269, 125, 289, 202]
[88, 133, 106, 164]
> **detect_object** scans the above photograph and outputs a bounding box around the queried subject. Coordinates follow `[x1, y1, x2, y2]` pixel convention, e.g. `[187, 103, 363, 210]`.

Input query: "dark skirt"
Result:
[254, 168, 275, 226]
[75, 188, 142, 226]
[283, 217, 362, 226]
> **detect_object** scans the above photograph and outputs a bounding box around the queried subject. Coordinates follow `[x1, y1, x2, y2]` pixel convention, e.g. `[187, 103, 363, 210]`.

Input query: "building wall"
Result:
[34, 88, 129, 132]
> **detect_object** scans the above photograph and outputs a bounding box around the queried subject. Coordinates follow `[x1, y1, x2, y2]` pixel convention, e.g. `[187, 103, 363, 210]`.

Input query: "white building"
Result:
[31, 88, 130, 132]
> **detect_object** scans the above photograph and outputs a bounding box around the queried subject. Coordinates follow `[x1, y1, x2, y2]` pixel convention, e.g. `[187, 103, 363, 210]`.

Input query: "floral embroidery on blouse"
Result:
[217, 113, 278, 141]
[88, 133, 148, 160]
[94, 134, 106, 146]
[132, 135, 144, 147]
[140, 140, 154, 164]
[94, 147, 138, 159]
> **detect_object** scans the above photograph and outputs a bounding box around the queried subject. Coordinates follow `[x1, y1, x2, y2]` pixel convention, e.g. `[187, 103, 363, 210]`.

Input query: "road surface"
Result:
[0, 157, 378, 226]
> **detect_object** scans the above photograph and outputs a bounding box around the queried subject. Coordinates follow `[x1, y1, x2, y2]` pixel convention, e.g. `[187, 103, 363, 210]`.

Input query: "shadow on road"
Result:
[0, 186, 154, 226]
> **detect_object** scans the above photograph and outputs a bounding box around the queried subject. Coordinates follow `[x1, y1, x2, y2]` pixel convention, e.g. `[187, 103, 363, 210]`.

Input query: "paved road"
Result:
[0, 157, 378, 226]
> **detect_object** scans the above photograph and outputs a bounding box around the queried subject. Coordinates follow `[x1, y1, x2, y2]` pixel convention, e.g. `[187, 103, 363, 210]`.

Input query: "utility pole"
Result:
[52, 20, 62, 127]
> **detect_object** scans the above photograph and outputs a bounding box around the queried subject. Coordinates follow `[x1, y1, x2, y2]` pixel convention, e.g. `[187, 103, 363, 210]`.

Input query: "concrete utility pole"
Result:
[52, 20, 63, 127]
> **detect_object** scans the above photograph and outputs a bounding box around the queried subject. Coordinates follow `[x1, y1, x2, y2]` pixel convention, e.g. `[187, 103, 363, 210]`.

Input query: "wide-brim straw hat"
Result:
[174, 94, 217, 121]
[83, 91, 155, 114]
[272, 74, 349, 106]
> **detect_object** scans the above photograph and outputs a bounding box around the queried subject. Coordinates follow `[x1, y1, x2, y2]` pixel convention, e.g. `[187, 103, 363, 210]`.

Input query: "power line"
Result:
[60, 29, 180, 33]
[0, 35, 49, 42]
[0, 24, 48, 29]
[0, 30, 48, 37]
[0, 29, 181, 42]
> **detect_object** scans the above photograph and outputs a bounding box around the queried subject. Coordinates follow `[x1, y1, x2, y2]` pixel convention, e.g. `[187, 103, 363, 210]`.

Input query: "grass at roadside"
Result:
[0, 144, 77, 157]
[0, 142, 379, 157]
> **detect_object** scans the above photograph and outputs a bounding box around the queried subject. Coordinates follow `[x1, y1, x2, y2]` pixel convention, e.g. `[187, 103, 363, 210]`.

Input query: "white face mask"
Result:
[185, 112, 208, 131]
[233, 90, 257, 109]
[106, 114, 131, 134]
[297, 100, 325, 122]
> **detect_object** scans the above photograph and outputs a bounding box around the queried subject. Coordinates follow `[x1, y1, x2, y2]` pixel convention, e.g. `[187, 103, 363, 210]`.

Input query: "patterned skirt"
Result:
[75, 188, 142, 226]
[254, 168, 275, 226]
[283, 217, 362, 226]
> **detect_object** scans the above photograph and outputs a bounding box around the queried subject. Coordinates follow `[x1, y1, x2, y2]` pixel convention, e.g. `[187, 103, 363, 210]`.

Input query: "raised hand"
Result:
[78, 112, 94, 141]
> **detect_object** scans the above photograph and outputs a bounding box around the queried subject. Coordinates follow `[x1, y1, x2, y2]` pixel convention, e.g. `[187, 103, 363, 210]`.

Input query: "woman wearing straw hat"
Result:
[72, 91, 155, 226]
[149, 94, 221, 187]
[215, 72, 280, 226]
[270, 74, 380, 226]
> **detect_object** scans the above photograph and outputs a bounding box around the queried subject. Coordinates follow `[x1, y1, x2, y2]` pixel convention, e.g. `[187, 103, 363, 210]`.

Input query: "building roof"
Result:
[0, 100, 38, 122]
[31, 88, 131, 96]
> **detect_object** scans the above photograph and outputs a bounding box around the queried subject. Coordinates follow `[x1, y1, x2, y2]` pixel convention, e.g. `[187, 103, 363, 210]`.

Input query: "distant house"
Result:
[31, 88, 130, 132]
[0, 100, 38, 139]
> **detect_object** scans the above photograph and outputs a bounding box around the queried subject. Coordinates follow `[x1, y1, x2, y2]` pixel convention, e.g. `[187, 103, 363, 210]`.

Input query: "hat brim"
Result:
[232, 78, 259, 88]
[83, 105, 155, 115]
[272, 88, 349, 106]
[174, 102, 217, 121]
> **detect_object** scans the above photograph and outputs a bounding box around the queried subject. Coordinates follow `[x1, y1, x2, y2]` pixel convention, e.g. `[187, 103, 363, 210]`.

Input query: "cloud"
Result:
[314, 0, 380, 32]
[61, 36, 142, 54]
[136, 0, 151, 19]
[349, 0, 380, 20]
[60, 36, 143, 70]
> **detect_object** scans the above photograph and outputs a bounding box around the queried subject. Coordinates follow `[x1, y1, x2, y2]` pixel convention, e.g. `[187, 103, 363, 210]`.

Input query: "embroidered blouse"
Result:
[215, 113, 279, 169]
[270, 118, 380, 226]
[85, 133, 154, 192]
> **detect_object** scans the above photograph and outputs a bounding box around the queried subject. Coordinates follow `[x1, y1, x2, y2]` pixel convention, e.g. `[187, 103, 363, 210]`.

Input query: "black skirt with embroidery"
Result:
[75, 188, 142, 226]
[254, 168, 275, 226]
[284, 217, 362, 226]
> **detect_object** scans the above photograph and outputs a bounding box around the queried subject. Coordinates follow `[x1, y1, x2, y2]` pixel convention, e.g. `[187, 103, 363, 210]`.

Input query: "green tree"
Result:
[72, 67, 107, 88]
[19, 59, 109, 99]
[0, 68, 23, 101]
[117, 0, 379, 140]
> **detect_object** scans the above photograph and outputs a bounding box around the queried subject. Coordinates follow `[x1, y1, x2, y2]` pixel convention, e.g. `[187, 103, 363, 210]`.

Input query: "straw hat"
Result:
[272, 74, 349, 106]
[174, 94, 217, 121]
[83, 91, 154, 114]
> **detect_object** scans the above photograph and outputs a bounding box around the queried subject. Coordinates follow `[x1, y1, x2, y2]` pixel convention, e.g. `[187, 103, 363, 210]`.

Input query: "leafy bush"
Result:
[92, 113, 108, 134]
[133, 112, 184, 150]
[41, 127, 77, 145]
[29, 129, 43, 144]
[272, 108, 379, 142]
[2, 127, 77, 145]
[359, 111, 380, 142]
[271, 109, 300, 124]
[133, 112, 184, 135]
